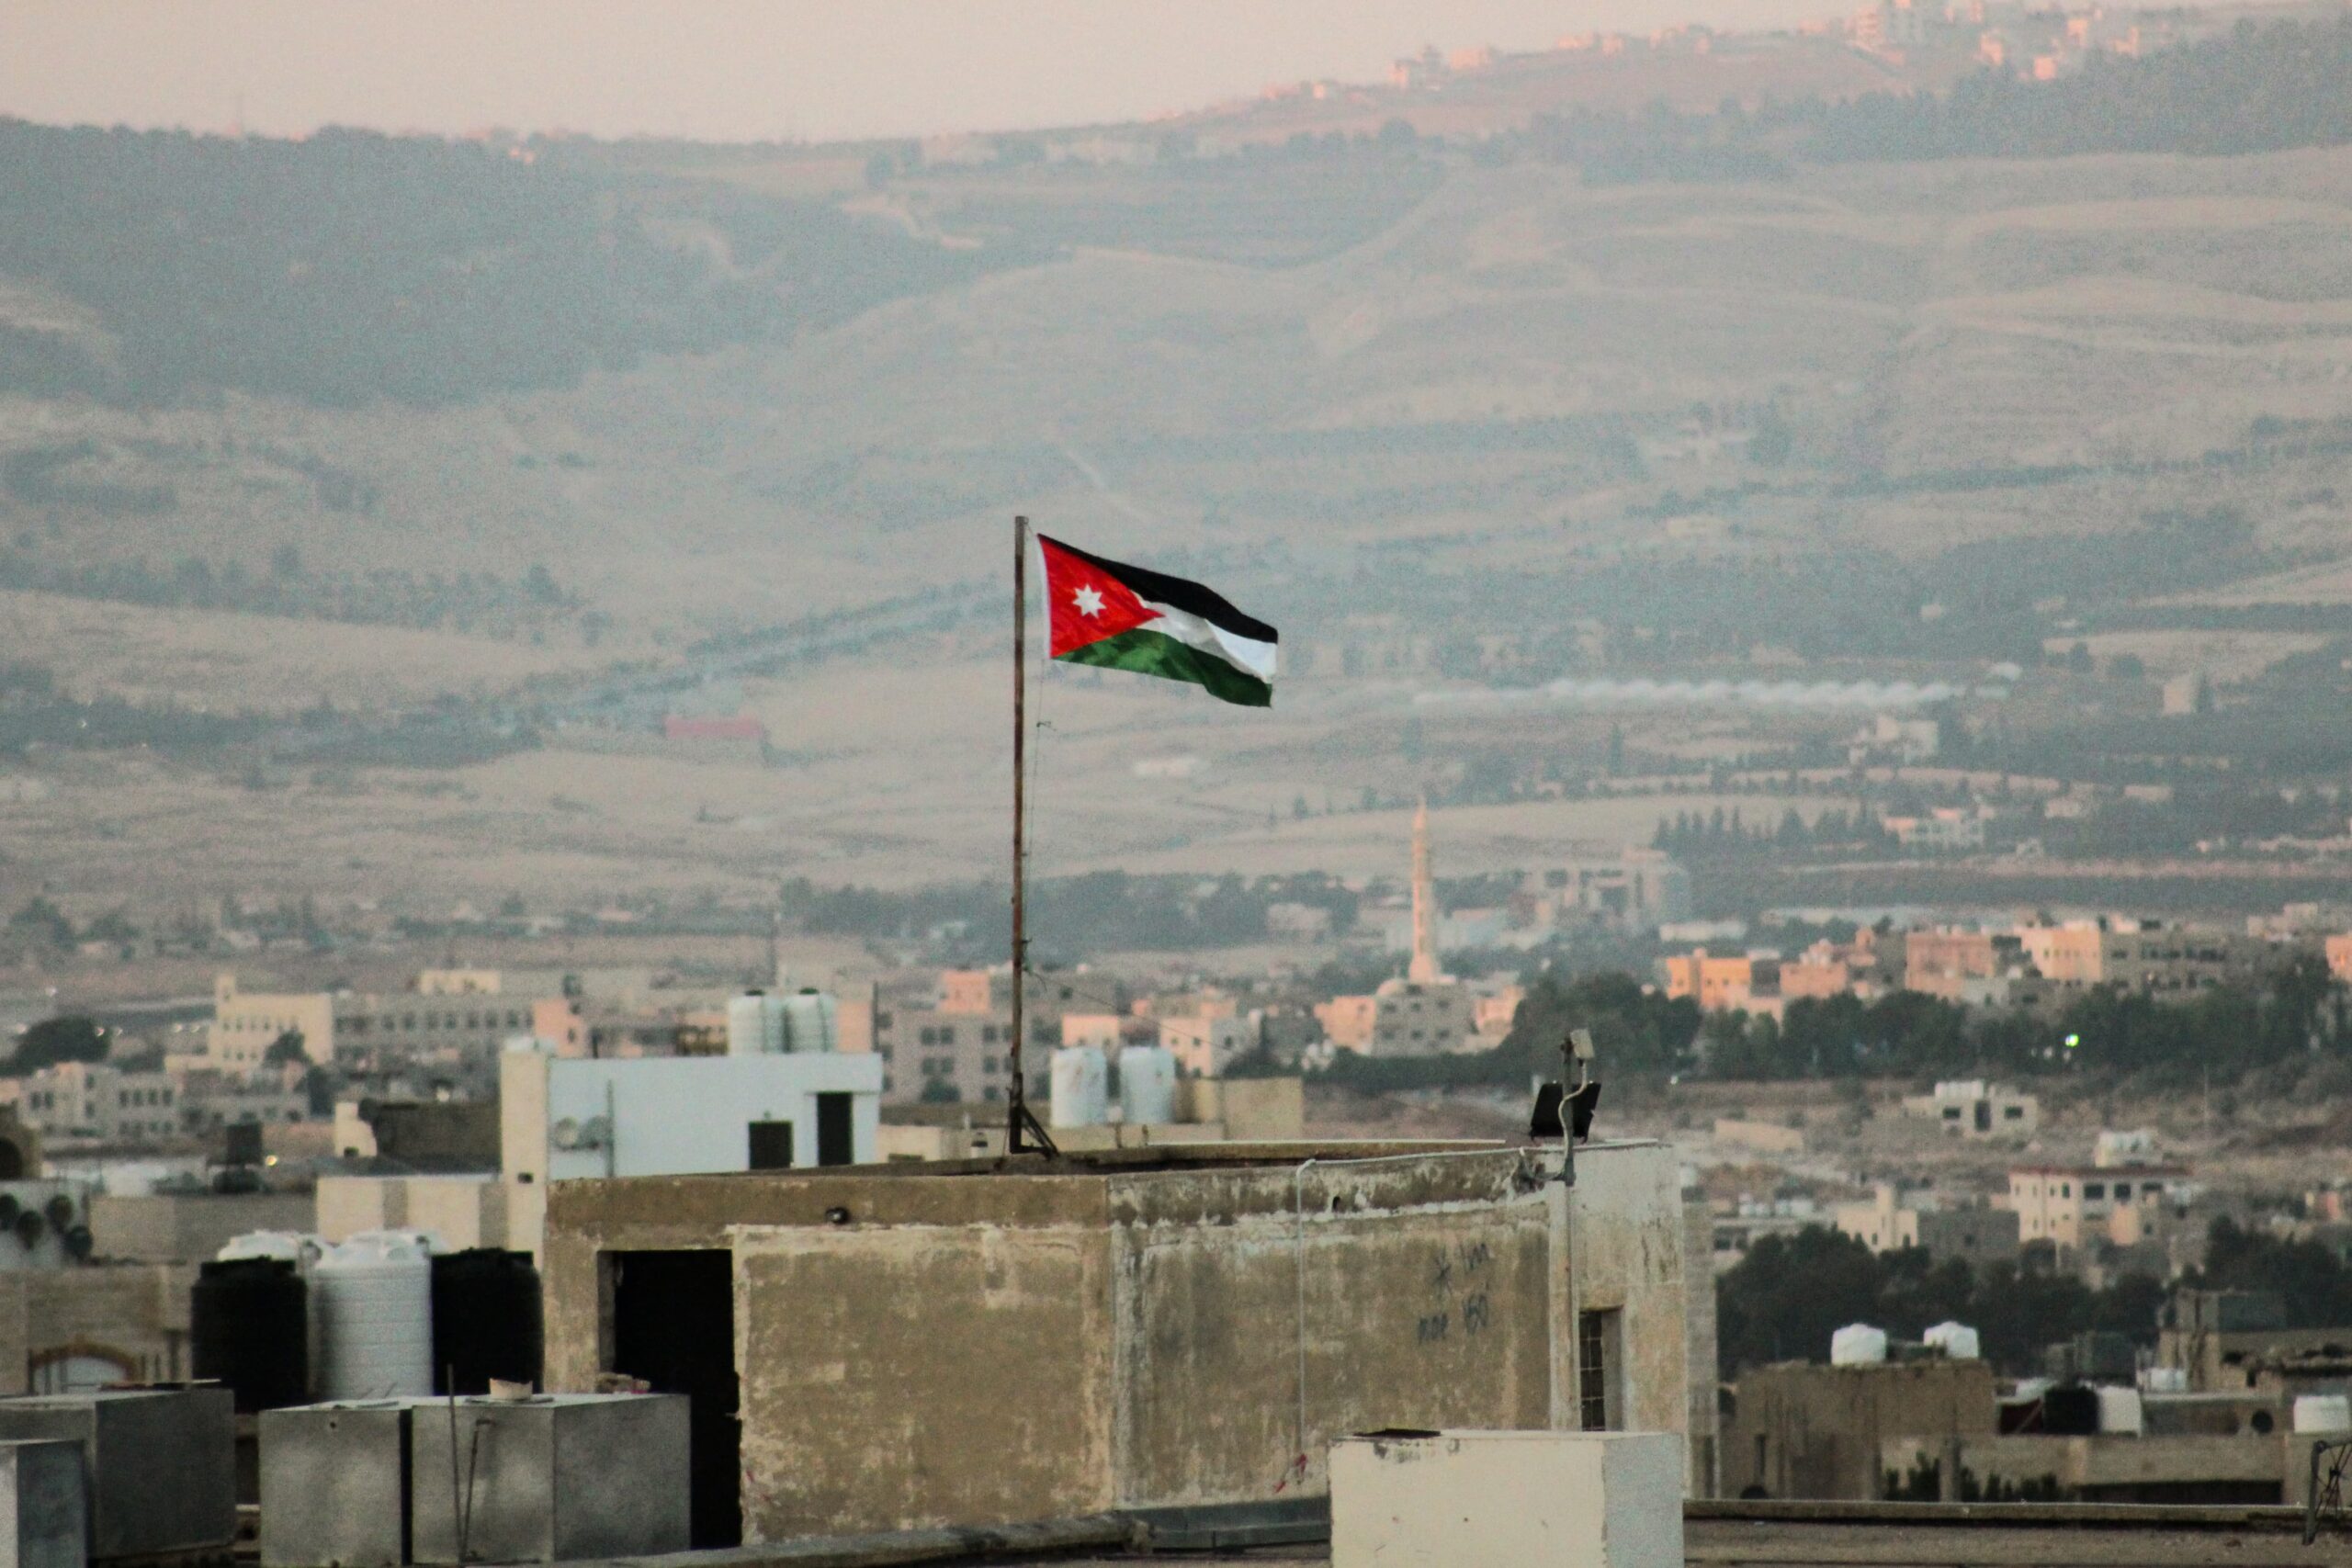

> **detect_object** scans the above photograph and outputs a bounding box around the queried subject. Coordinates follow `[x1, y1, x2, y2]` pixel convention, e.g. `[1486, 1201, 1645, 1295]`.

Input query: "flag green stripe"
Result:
[1055, 626, 1273, 707]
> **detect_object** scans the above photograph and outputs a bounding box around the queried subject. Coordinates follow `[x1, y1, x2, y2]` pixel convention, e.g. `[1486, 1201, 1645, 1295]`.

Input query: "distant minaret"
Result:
[1409, 795, 1441, 983]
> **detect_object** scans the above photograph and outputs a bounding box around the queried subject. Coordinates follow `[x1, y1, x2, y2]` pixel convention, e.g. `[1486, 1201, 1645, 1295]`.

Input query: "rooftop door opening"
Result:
[607, 1249, 740, 1548]
[748, 1121, 795, 1170]
[815, 1092, 854, 1167]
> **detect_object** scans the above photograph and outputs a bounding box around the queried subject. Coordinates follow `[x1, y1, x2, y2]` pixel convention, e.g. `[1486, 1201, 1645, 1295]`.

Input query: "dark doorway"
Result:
[607, 1249, 740, 1548]
[747, 1121, 794, 1170]
[814, 1093, 854, 1167]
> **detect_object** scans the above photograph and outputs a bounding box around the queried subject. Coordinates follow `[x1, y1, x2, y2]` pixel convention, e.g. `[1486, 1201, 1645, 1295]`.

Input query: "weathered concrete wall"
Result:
[1726, 1359, 1997, 1500]
[0, 1264, 196, 1391]
[1105, 1154, 1556, 1507]
[90, 1192, 315, 1264]
[1883, 1432, 2289, 1503]
[1569, 1142, 1690, 1442]
[541, 1141, 1690, 1540]
[732, 1221, 1116, 1538]
[1683, 1199, 1721, 1497]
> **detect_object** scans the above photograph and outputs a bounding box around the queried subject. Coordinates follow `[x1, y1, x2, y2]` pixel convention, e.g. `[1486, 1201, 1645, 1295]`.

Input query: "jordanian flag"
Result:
[1040, 535, 1278, 707]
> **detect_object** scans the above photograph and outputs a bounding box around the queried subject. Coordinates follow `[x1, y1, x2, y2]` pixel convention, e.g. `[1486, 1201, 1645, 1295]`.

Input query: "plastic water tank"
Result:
[1118, 1045, 1179, 1127]
[193, 1258, 310, 1411]
[430, 1248, 544, 1394]
[2140, 1366, 2188, 1393]
[315, 1230, 435, 1398]
[1830, 1324, 1888, 1365]
[2297, 1395, 2352, 1433]
[1924, 1321, 1982, 1361]
[1049, 1047, 1110, 1128]
[2096, 1385, 2143, 1435]
[726, 991, 786, 1055]
[779, 990, 838, 1054]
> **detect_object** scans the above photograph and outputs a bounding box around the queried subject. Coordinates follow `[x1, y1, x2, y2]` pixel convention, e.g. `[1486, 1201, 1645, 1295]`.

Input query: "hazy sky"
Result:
[0, 0, 1850, 144]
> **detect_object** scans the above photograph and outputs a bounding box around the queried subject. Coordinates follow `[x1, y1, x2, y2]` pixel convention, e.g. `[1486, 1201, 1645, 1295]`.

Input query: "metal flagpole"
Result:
[1006, 516, 1056, 1158]
[1010, 515, 1029, 1155]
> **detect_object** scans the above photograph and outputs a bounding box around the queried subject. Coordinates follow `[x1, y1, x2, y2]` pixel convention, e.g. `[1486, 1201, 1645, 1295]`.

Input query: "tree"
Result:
[12, 1015, 107, 1073]
[5, 897, 73, 952]
[263, 1030, 309, 1067]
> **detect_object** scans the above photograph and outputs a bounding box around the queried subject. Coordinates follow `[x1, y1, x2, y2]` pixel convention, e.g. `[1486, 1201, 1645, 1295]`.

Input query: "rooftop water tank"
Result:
[219, 1230, 324, 1392]
[192, 1258, 308, 1412]
[1830, 1324, 1887, 1365]
[779, 990, 838, 1053]
[2096, 1385, 2143, 1436]
[1118, 1045, 1178, 1128]
[1924, 1321, 1981, 1361]
[1050, 1047, 1109, 1129]
[315, 1230, 434, 1399]
[726, 991, 786, 1055]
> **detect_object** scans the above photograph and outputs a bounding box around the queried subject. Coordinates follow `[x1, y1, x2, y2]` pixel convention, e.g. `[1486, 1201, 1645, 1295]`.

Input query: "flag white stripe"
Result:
[1136, 597, 1277, 682]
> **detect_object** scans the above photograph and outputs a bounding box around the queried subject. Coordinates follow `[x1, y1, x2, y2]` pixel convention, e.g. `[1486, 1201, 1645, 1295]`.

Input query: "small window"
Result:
[2004, 1106, 2024, 1120]
[1578, 1310, 1623, 1432]
[2085, 1183, 2106, 1201]
[2113, 1183, 2131, 1200]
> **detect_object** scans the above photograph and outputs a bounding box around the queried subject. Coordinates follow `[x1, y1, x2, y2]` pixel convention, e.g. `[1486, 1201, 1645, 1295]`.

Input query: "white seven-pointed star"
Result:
[1072, 585, 1105, 617]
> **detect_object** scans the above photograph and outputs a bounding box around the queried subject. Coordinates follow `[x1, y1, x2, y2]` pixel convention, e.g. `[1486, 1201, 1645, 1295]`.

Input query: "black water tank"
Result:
[192, 1258, 309, 1412]
[431, 1248, 543, 1394]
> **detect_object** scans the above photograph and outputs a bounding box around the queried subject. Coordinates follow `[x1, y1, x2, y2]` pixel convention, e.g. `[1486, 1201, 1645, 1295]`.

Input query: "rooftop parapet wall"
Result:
[541, 1140, 1684, 1540]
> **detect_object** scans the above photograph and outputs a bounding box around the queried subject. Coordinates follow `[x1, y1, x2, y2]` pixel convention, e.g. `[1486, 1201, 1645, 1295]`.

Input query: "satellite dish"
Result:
[581, 1116, 613, 1148]
[551, 1118, 582, 1151]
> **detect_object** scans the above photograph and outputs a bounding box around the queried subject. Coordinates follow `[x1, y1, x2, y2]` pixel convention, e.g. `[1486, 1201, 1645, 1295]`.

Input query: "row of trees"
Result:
[1717, 1226, 2163, 1378]
[1720, 1216, 2352, 1381]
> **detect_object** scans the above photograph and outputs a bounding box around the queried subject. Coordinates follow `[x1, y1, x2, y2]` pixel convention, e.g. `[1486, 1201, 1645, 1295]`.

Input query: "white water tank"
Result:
[1924, 1321, 1981, 1361]
[726, 991, 787, 1055]
[314, 1230, 434, 1398]
[1049, 1047, 1109, 1128]
[1119, 1045, 1179, 1127]
[2096, 1385, 2143, 1435]
[2298, 1395, 2352, 1434]
[1830, 1324, 1888, 1366]
[779, 990, 838, 1053]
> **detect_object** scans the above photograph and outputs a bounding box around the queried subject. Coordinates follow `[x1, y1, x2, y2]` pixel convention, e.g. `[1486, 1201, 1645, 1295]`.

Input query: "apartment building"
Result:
[1519, 848, 1691, 934]
[7, 1063, 181, 1143]
[1900, 1080, 2040, 1140]
[1314, 977, 1474, 1056]
[1833, 1184, 2020, 1270]
[1657, 951, 1779, 1014]
[2007, 1163, 2195, 1256]
[2018, 921, 2271, 998]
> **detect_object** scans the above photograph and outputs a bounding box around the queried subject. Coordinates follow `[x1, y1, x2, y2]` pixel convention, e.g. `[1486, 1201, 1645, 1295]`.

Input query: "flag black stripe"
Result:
[1040, 534, 1278, 644]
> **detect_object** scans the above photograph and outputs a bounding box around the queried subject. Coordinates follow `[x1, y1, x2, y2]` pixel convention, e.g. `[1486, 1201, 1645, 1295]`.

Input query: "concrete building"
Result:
[1724, 1358, 1998, 1500]
[1832, 1185, 2019, 1270]
[1520, 848, 1692, 934]
[501, 1047, 884, 1257]
[0, 1263, 197, 1392]
[1658, 951, 1777, 1014]
[214, 971, 554, 1079]
[2018, 921, 2271, 999]
[871, 1007, 1019, 1105]
[316, 1173, 508, 1248]
[8, 1063, 181, 1144]
[541, 1139, 1693, 1542]
[1157, 1013, 1253, 1077]
[2007, 1163, 2195, 1257]
[1314, 978, 1474, 1056]
[89, 1190, 313, 1264]
[210, 974, 337, 1069]
[1900, 1080, 2040, 1140]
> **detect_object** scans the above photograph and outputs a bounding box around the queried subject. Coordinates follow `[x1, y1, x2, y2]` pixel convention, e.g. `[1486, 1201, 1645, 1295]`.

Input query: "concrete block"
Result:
[0, 1389, 236, 1560]
[260, 1401, 425, 1568]
[1331, 1429, 1684, 1568]
[0, 1440, 86, 1568]
[408, 1394, 688, 1563]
